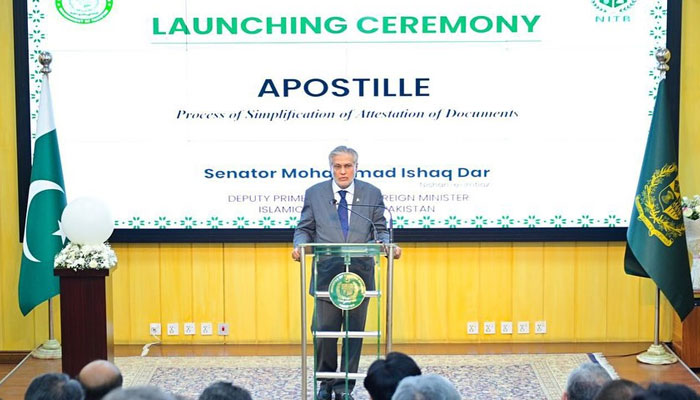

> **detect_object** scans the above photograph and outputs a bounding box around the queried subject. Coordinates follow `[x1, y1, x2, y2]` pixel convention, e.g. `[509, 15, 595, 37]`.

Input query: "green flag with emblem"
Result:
[624, 78, 693, 321]
[18, 75, 67, 316]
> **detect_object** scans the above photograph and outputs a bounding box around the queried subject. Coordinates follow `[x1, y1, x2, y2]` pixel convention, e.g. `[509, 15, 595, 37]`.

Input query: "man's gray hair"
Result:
[328, 145, 358, 167]
[391, 374, 460, 400]
[564, 362, 612, 400]
[103, 386, 176, 400]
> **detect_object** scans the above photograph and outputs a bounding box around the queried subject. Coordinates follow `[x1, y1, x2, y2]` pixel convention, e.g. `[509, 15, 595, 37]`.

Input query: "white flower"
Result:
[54, 241, 118, 270]
[685, 208, 694, 218]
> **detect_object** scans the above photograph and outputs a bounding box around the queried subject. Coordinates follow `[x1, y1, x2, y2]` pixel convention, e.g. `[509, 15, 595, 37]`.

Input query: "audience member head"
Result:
[594, 379, 643, 400]
[631, 382, 700, 400]
[102, 386, 175, 400]
[198, 382, 252, 400]
[562, 362, 612, 400]
[364, 352, 422, 400]
[77, 360, 123, 400]
[391, 374, 460, 400]
[25, 373, 84, 400]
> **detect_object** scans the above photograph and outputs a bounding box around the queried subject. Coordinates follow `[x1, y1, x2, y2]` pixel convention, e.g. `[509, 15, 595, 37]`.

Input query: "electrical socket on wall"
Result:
[201, 322, 213, 336]
[467, 321, 479, 335]
[149, 323, 161, 336]
[501, 321, 513, 335]
[517, 321, 530, 334]
[167, 323, 179, 336]
[483, 321, 496, 335]
[183, 322, 196, 335]
[218, 323, 230, 336]
[535, 321, 547, 334]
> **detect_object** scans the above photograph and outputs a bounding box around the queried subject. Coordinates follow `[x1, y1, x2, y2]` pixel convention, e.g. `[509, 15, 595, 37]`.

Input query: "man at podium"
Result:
[292, 145, 401, 400]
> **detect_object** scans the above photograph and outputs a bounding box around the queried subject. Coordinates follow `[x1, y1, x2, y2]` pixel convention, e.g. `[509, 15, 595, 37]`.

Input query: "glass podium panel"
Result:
[305, 243, 383, 400]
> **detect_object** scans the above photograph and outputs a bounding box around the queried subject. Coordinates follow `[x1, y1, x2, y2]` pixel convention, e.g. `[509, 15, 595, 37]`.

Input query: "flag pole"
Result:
[30, 52, 62, 360]
[637, 286, 677, 364]
[635, 49, 679, 365]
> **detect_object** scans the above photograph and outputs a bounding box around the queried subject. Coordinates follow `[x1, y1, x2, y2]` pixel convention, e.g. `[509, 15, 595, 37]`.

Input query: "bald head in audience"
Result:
[77, 360, 123, 400]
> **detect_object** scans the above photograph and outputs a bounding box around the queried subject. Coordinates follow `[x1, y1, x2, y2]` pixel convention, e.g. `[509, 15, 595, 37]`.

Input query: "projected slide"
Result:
[23, 0, 665, 233]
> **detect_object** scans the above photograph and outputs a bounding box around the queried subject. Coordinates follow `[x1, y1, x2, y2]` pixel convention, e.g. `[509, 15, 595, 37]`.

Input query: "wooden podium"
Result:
[671, 292, 700, 367]
[54, 268, 114, 377]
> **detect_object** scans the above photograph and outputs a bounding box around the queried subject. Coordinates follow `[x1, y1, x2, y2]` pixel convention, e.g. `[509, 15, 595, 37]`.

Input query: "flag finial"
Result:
[39, 51, 52, 75]
[655, 48, 670, 78]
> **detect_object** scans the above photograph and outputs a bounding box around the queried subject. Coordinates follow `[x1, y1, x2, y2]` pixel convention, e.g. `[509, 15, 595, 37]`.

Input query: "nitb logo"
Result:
[592, 0, 637, 12]
[591, 0, 636, 23]
[56, 0, 113, 24]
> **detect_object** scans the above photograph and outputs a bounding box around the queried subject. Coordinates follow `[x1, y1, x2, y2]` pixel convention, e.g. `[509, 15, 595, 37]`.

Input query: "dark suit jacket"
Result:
[293, 179, 389, 293]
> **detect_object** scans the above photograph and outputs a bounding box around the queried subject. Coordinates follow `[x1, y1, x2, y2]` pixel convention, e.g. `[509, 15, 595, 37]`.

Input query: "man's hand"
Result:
[382, 244, 402, 259]
[393, 245, 402, 259]
[291, 247, 301, 261]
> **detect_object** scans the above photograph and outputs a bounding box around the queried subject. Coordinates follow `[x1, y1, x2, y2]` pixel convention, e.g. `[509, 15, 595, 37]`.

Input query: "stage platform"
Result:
[1, 343, 699, 399]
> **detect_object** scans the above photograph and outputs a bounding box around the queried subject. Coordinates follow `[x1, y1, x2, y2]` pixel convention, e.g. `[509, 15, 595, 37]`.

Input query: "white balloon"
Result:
[61, 197, 114, 245]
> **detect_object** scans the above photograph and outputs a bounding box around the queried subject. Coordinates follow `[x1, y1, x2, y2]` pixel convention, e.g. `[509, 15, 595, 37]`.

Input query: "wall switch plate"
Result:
[500, 321, 513, 334]
[149, 323, 161, 336]
[183, 322, 196, 335]
[167, 323, 179, 336]
[218, 323, 230, 336]
[483, 321, 496, 335]
[517, 321, 530, 334]
[201, 322, 213, 336]
[535, 320, 547, 334]
[467, 321, 479, 335]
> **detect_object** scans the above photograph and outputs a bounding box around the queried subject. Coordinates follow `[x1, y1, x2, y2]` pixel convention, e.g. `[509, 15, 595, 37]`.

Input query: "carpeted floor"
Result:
[115, 353, 617, 400]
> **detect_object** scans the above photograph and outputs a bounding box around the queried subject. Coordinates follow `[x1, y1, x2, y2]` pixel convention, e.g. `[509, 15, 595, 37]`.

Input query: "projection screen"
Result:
[15, 0, 675, 242]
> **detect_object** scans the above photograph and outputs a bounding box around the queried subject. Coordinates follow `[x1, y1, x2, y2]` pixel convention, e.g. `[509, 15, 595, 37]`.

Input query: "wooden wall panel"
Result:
[512, 243, 544, 342]
[680, 0, 700, 197]
[543, 243, 576, 341]
[224, 244, 257, 343]
[254, 244, 290, 343]
[446, 243, 480, 341]
[414, 243, 449, 342]
[393, 244, 416, 342]
[0, 0, 34, 351]
[606, 243, 641, 341]
[159, 244, 193, 344]
[478, 243, 512, 342]
[111, 244, 130, 343]
[574, 243, 609, 341]
[128, 244, 162, 343]
[192, 244, 224, 343]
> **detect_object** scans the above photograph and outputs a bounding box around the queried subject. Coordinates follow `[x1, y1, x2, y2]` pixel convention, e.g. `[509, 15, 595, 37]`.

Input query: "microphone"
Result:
[330, 199, 379, 243]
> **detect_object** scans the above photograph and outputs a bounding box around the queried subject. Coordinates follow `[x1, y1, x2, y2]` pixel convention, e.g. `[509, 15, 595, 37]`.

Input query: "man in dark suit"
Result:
[292, 145, 401, 400]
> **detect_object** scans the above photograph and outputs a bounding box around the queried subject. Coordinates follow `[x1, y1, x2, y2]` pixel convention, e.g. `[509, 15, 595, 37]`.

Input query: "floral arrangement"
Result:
[683, 195, 700, 221]
[54, 242, 118, 271]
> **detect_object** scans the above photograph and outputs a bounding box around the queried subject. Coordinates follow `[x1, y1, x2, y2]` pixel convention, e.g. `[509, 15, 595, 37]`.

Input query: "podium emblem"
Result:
[328, 272, 366, 310]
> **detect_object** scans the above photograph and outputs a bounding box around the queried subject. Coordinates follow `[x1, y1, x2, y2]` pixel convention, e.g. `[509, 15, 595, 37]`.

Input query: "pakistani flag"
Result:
[624, 77, 693, 321]
[18, 75, 67, 316]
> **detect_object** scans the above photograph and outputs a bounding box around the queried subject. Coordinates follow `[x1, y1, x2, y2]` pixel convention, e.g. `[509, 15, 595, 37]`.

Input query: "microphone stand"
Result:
[331, 199, 379, 243]
[343, 203, 394, 245]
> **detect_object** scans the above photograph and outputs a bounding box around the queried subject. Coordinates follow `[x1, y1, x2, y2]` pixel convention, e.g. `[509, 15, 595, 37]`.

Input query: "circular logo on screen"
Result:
[56, 0, 113, 24]
[591, 0, 637, 13]
[328, 272, 366, 311]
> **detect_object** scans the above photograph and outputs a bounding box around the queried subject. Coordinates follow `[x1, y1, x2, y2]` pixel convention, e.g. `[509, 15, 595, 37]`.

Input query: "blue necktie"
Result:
[338, 190, 349, 239]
